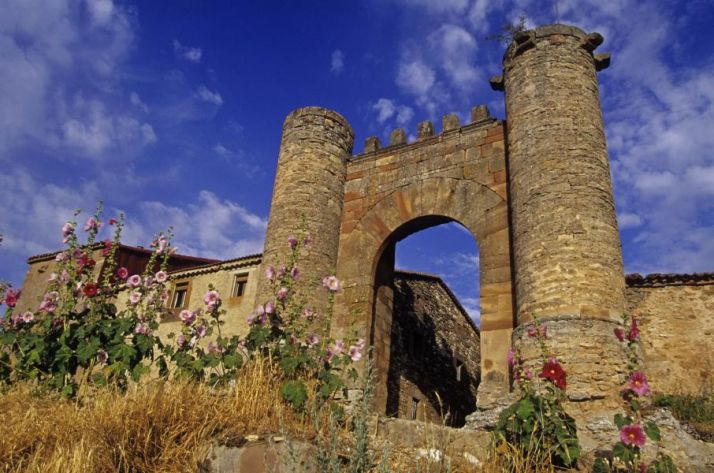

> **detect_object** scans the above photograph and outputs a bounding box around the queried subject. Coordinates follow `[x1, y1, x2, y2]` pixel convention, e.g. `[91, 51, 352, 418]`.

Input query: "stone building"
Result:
[14, 23, 714, 425]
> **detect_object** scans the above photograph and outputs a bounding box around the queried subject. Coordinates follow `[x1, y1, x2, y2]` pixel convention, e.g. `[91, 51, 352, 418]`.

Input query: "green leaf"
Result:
[77, 338, 101, 364]
[644, 421, 661, 441]
[516, 398, 535, 420]
[614, 413, 630, 429]
[593, 457, 610, 473]
[131, 363, 149, 382]
[222, 353, 242, 370]
[280, 380, 308, 410]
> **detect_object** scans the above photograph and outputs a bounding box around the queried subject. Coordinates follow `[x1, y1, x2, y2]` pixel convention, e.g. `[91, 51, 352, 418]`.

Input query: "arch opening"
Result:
[370, 216, 481, 427]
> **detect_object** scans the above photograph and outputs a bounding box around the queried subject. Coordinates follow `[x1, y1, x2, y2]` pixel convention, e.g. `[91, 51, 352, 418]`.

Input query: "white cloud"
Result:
[428, 24, 479, 91]
[330, 49, 344, 74]
[61, 97, 156, 157]
[0, 0, 153, 160]
[132, 191, 267, 260]
[195, 85, 224, 106]
[617, 212, 643, 229]
[396, 60, 436, 97]
[173, 39, 203, 63]
[372, 98, 414, 125]
[212, 143, 232, 158]
[130, 92, 149, 113]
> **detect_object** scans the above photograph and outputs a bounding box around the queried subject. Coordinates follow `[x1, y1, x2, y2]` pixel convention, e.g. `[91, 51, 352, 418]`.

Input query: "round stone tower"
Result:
[256, 107, 354, 315]
[496, 25, 626, 399]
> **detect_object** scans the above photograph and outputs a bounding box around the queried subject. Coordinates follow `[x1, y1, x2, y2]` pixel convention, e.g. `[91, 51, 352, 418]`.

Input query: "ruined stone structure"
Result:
[255, 24, 630, 411]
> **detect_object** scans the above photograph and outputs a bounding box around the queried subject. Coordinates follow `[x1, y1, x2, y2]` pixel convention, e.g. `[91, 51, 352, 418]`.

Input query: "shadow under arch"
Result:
[330, 176, 514, 414]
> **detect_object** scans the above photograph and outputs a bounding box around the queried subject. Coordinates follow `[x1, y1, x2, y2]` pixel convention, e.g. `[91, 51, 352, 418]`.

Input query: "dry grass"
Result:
[0, 357, 558, 472]
[0, 357, 313, 472]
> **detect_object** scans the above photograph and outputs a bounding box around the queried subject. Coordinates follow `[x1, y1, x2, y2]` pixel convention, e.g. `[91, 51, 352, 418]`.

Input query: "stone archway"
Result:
[331, 168, 514, 411]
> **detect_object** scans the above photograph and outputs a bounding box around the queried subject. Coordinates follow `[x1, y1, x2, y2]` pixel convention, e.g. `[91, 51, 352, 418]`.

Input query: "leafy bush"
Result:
[493, 316, 580, 469]
[593, 314, 676, 472]
[0, 206, 171, 396]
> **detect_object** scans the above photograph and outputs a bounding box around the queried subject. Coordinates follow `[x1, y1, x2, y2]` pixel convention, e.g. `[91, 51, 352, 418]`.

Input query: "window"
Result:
[172, 282, 189, 309]
[232, 273, 249, 298]
[411, 398, 420, 420]
[456, 360, 464, 382]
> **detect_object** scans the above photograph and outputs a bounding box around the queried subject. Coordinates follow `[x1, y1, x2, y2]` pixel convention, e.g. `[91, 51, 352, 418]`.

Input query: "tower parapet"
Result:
[498, 24, 626, 399]
[256, 107, 354, 314]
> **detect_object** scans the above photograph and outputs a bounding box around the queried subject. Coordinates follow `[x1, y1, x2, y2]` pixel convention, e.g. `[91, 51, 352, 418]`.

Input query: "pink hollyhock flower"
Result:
[72, 249, 84, 260]
[325, 346, 335, 363]
[277, 266, 286, 279]
[180, 310, 196, 325]
[287, 235, 298, 249]
[155, 271, 167, 283]
[614, 327, 625, 342]
[117, 267, 129, 280]
[134, 323, 150, 335]
[126, 274, 141, 288]
[22, 311, 34, 323]
[302, 308, 315, 320]
[628, 371, 651, 396]
[355, 338, 366, 350]
[539, 326, 547, 338]
[247, 314, 256, 325]
[207, 341, 223, 354]
[48, 272, 58, 282]
[322, 276, 340, 292]
[333, 339, 345, 355]
[276, 287, 288, 301]
[349, 345, 363, 362]
[203, 290, 221, 308]
[628, 318, 639, 342]
[83, 217, 101, 232]
[507, 348, 515, 367]
[154, 235, 168, 254]
[102, 240, 113, 256]
[177, 334, 186, 347]
[306, 334, 320, 346]
[527, 326, 538, 338]
[108, 218, 117, 226]
[160, 291, 169, 303]
[96, 349, 108, 364]
[303, 234, 312, 247]
[265, 265, 276, 281]
[129, 291, 142, 305]
[620, 423, 646, 447]
[55, 252, 67, 262]
[4, 288, 18, 308]
[525, 369, 534, 380]
[540, 358, 567, 390]
[290, 266, 300, 281]
[62, 222, 75, 238]
[83, 283, 98, 297]
[264, 301, 275, 314]
[143, 276, 154, 287]
[39, 291, 58, 313]
[60, 269, 70, 283]
[195, 323, 207, 338]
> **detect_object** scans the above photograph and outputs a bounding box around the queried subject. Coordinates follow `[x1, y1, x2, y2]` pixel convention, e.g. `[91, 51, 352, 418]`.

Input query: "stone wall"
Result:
[625, 273, 714, 395]
[387, 271, 480, 426]
[155, 255, 262, 342]
[330, 109, 514, 411]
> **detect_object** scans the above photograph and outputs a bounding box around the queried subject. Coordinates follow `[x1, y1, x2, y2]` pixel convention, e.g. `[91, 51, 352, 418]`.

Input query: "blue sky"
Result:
[1, 0, 713, 325]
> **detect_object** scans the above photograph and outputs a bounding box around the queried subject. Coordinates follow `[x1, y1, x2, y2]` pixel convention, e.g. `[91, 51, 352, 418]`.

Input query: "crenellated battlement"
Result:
[352, 104, 497, 159]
